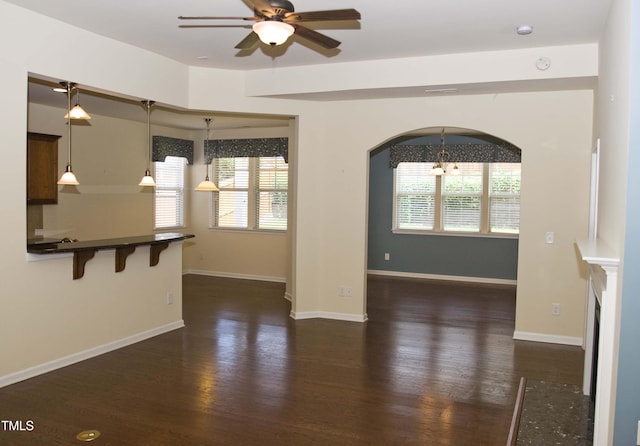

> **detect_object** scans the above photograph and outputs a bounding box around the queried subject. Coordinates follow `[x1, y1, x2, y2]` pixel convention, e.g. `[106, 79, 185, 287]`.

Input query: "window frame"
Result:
[209, 155, 288, 233]
[392, 162, 520, 239]
[153, 156, 188, 230]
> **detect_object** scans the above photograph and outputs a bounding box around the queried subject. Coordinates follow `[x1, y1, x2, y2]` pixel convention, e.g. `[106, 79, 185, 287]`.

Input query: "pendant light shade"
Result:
[63, 84, 91, 120]
[57, 81, 80, 185]
[195, 118, 219, 192]
[139, 100, 156, 187]
[58, 165, 79, 186]
[252, 20, 295, 46]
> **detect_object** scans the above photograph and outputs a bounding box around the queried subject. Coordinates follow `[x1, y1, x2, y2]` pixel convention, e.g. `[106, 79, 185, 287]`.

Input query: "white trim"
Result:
[283, 292, 292, 302]
[576, 239, 620, 446]
[367, 269, 517, 286]
[290, 311, 368, 323]
[185, 269, 286, 283]
[512, 330, 583, 346]
[0, 320, 185, 389]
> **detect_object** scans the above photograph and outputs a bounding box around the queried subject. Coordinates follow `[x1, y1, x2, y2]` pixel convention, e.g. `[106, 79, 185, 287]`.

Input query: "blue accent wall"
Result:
[367, 139, 519, 281]
[613, 2, 640, 443]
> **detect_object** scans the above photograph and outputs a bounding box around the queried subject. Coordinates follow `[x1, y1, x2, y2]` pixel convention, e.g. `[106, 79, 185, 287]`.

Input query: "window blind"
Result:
[215, 157, 249, 228]
[489, 163, 521, 233]
[395, 163, 436, 230]
[441, 163, 483, 232]
[256, 156, 288, 230]
[154, 156, 187, 229]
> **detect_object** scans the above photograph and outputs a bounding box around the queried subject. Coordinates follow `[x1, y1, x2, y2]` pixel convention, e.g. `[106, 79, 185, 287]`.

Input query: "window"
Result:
[154, 156, 187, 229]
[212, 156, 288, 231]
[489, 163, 521, 234]
[394, 162, 520, 235]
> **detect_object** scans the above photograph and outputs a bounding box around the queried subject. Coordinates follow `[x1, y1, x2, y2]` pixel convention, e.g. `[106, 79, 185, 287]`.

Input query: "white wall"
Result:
[283, 93, 592, 330]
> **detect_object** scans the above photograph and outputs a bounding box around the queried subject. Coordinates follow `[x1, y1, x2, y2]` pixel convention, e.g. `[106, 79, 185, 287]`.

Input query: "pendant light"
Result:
[195, 118, 219, 191]
[138, 100, 156, 187]
[57, 82, 80, 185]
[64, 85, 91, 120]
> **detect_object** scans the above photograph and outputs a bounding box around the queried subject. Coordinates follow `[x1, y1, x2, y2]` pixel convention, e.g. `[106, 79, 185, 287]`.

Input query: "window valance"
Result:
[204, 137, 288, 164]
[389, 143, 521, 168]
[152, 136, 194, 165]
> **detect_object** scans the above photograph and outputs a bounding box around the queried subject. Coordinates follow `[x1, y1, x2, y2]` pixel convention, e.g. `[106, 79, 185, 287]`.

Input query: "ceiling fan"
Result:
[178, 0, 361, 50]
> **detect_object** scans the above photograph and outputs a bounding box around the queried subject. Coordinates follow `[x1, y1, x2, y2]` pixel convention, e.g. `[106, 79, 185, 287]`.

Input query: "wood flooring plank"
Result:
[0, 274, 584, 445]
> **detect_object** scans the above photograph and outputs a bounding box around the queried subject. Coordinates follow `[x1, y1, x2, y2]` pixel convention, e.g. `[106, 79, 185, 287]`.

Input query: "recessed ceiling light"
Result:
[516, 25, 533, 35]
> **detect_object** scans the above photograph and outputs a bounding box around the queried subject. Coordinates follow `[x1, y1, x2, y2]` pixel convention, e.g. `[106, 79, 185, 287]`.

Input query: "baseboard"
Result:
[290, 311, 367, 323]
[283, 292, 292, 302]
[0, 320, 185, 389]
[513, 330, 583, 346]
[186, 269, 286, 283]
[367, 269, 517, 286]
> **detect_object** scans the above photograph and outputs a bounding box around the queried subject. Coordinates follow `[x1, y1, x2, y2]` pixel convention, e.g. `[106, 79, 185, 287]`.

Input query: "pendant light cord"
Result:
[66, 83, 72, 168]
[146, 100, 151, 170]
[204, 118, 212, 180]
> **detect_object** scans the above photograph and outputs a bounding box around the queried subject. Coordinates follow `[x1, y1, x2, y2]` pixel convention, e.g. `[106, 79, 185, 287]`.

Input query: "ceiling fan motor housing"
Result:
[268, 0, 295, 12]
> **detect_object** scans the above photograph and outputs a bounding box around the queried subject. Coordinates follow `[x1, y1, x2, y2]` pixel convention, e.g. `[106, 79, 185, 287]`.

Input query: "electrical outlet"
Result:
[166, 291, 174, 305]
[338, 286, 353, 297]
[34, 228, 44, 236]
[546, 232, 554, 244]
[552, 303, 560, 316]
[384, 253, 390, 261]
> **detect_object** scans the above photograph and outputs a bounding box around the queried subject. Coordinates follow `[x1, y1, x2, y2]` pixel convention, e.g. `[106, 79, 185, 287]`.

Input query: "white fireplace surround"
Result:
[576, 238, 620, 446]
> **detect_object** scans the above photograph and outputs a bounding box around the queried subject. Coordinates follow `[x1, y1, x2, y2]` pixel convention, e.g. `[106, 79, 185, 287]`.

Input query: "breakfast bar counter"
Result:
[27, 233, 194, 279]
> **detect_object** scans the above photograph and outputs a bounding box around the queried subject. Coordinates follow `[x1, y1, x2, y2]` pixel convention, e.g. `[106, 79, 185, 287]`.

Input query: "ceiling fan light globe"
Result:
[253, 21, 294, 46]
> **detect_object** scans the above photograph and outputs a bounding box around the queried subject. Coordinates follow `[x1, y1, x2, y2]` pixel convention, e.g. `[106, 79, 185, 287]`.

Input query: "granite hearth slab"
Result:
[517, 379, 593, 445]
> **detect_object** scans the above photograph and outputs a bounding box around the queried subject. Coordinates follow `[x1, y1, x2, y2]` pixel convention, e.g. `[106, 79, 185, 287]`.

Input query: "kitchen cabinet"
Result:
[27, 132, 60, 204]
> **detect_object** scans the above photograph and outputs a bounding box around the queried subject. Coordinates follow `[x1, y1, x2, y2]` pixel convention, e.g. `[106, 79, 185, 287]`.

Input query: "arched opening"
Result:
[366, 126, 522, 313]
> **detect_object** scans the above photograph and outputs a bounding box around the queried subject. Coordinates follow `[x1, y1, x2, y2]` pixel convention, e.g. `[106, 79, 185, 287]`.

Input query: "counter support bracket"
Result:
[73, 250, 96, 280]
[115, 246, 136, 273]
[150, 242, 169, 267]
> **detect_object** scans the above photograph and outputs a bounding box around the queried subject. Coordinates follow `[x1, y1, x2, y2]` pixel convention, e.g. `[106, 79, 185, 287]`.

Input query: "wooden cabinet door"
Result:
[27, 132, 60, 204]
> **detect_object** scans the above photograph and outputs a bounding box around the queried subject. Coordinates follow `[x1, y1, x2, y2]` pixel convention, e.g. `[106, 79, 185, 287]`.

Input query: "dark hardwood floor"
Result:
[0, 274, 584, 445]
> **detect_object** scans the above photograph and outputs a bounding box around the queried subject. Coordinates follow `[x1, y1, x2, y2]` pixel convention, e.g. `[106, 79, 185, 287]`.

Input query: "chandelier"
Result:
[432, 128, 460, 176]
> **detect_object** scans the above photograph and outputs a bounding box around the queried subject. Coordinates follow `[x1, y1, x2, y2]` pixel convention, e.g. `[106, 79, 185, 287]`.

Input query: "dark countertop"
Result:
[27, 233, 194, 254]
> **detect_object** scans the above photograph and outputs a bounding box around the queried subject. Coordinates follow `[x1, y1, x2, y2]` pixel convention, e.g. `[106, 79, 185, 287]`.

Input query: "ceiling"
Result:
[15, 0, 612, 129]
[9, 0, 611, 71]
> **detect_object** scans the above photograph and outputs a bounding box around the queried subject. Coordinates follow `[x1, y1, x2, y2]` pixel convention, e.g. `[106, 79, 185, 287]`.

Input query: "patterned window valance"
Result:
[389, 143, 521, 168]
[152, 136, 194, 165]
[204, 137, 288, 164]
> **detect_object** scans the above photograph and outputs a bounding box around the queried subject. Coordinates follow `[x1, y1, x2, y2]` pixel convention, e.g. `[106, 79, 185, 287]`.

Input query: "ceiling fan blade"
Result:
[285, 9, 361, 23]
[235, 31, 260, 50]
[292, 25, 341, 49]
[178, 16, 256, 21]
[180, 25, 252, 28]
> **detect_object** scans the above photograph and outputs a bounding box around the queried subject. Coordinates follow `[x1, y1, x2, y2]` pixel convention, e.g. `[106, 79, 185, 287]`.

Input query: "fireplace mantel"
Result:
[576, 238, 620, 446]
